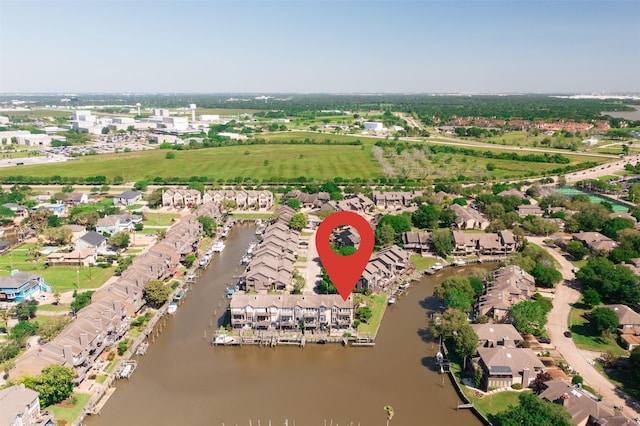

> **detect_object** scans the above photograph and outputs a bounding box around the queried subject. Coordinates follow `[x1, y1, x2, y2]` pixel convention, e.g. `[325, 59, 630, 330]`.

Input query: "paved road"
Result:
[303, 227, 322, 294]
[564, 153, 640, 182]
[528, 236, 640, 418]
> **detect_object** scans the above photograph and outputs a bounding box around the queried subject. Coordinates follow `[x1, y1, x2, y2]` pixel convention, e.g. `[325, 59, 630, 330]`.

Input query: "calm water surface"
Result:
[89, 224, 485, 426]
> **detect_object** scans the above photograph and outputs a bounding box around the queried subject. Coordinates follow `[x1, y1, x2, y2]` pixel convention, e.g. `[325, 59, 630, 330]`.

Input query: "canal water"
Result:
[88, 223, 485, 426]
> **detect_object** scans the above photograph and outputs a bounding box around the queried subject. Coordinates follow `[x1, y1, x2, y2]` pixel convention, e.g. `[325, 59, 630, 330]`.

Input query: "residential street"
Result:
[528, 236, 640, 418]
[303, 227, 322, 294]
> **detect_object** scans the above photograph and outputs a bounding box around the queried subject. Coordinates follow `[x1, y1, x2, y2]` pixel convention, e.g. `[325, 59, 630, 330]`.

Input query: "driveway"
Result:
[303, 228, 322, 294]
[528, 236, 640, 418]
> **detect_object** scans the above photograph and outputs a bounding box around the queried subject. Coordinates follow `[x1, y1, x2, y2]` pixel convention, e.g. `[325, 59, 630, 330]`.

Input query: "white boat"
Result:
[187, 273, 195, 281]
[213, 334, 235, 345]
[430, 263, 443, 271]
[167, 302, 177, 314]
[212, 241, 225, 253]
[220, 227, 230, 238]
[240, 256, 250, 265]
[399, 281, 410, 289]
[387, 296, 396, 305]
[453, 259, 466, 267]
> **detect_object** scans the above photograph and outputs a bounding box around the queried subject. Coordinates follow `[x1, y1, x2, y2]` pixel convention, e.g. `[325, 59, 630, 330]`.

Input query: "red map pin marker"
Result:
[315, 211, 375, 301]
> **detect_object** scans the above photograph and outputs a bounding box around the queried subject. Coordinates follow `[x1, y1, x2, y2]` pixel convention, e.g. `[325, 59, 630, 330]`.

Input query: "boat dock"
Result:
[114, 360, 137, 379]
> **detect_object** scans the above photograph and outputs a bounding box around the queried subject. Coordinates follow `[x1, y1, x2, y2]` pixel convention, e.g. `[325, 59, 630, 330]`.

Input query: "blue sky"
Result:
[0, 0, 638, 93]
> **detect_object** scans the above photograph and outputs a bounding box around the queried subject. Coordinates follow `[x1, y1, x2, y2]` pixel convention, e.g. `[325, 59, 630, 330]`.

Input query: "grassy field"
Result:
[3, 109, 72, 119]
[0, 246, 115, 292]
[569, 305, 627, 356]
[356, 292, 387, 337]
[0, 143, 381, 181]
[47, 392, 91, 425]
[142, 213, 179, 226]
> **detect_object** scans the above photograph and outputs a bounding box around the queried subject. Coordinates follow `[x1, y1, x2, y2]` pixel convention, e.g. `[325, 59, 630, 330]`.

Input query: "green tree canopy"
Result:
[576, 257, 640, 306]
[286, 198, 301, 211]
[288, 213, 307, 231]
[143, 279, 171, 309]
[510, 300, 549, 335]
[108, 231, 130, 249]
[197, 215, 217, 237]
[431, 228, 453, 257]
[589, 307, 619, 335]
[493, 391, 571, 426]
[530, 264, 563, 288]
[411, 204, 441, 229]
[566, 241, 589, 260]
[20, 365, 75, 408]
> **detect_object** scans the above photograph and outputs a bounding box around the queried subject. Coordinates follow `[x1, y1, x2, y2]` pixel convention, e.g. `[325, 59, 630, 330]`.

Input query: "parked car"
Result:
[564, 331, 572, 338]
[537, 337, 551, 344]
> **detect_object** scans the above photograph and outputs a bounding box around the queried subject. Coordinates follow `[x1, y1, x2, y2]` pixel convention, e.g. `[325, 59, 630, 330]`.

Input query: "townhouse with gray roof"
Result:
[476, 265, 536, 321]
[0, 384, 54, 426]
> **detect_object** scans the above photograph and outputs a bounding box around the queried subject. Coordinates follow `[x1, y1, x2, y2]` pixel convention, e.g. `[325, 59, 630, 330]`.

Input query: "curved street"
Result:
[528, 236, 640, 419]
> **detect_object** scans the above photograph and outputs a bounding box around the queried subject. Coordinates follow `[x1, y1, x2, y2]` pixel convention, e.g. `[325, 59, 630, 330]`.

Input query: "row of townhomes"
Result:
[229, 293, 354, 331]
[371, 190, 423, 209]
[10, 204, 212, 384]
[476, 265, 536, 321]
[400, 229, 518, 258]
[243, 220, 300, 292]
[0, 384, 55, 426]
[232, 205, 355, 332]
[358, 246, 411, 292]
[162, 188, 274, 210]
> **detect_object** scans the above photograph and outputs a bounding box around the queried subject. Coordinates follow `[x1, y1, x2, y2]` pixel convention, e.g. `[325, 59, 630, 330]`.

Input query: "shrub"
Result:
[571, 375, 583, 385]
[511, 383, 523, 390]
[106, 352, 115, 361]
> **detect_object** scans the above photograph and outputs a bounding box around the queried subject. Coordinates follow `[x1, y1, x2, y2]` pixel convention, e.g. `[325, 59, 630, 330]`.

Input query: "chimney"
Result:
[522, 367, 532, 387]
[114, 300, 121, 313]
[79, 333, 89, 347]
[63, 345, 73, 361]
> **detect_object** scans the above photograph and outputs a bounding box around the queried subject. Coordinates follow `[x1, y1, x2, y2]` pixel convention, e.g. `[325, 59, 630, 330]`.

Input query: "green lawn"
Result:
[410, 255, 438, 270]
[137, 227, 162, 235]
[0, 247, 115, 292]
[37, 303, 70, 312]
[356, 293, 387, 337]
[143, 213, 179, 226]
[467, 390, 523, 417]
[569, 306, 627, 356]
[47, 392, 91, 425]
[593, 363, 640, 400]
[96, 375, 107, 384]
[125, 204, 144, 210]
[0, 142, 381, 181]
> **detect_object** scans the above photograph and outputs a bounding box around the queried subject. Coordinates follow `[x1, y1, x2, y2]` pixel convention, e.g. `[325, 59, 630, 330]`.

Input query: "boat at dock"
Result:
[387, 296, 396, 305]
[167, 302, 178, 314]
[399, 280, 410, 290]
[212, 240, 225, 252]
[453, 259, 466, 267]
[220, 227, 230, 238]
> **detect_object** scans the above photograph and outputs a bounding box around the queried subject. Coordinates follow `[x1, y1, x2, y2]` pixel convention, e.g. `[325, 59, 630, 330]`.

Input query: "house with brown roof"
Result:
[162, 188, 202, 208]
[0, 384, 54, 426]
[46, 248, 96, 267]
[516, 204, 544, 217]
[284, 190, 330, 208]
[599, 304, 640, 350]
[539, 380, 632, 426]
[276, 205, 296, 224]
[450, 204, 490, 230]
[372, 191, 423, 209]
[471, 323, 523, 348]
[401, 231, 432, 255]
[572, 232, 618, 253]
[229, 293, 353, 331]
[474, 346, 544, 391]
[476, 265, 536, 320]
[357, 246, 410, 292]
[497, 189, 526, 199]
[452, 230, 517, 257]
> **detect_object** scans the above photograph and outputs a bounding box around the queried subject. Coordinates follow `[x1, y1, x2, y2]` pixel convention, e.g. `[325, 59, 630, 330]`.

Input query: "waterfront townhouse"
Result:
[476, 265, 536, 320]
[229, 293, 354, 331]
[275, 205, 296, 224]
[0, 272, 52, 303]
[371, 191, 423, 209]
[451, 230, 517, 257]
[450, 204, 490, 230]
[0, 384, 55, 426]
[194, 201, 223, 221]
[401, 231, 432, 255]
[474, 346, 544, 391]
[357, 246, 410, 292]
[322, 194, 375, 214]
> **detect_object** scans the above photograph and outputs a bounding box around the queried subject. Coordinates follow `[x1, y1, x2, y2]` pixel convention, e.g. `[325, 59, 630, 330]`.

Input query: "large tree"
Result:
[630, 346, 640, 392]
[589, 307, 619, 335]
[197, 216, 217, 237]
[577, 257, 640, 306]
[434, 276, 476, 312]
[44, 227, 73, 246]
[431, 228, 453, 257]
[143, 279, 171, 309]
[20, 365, 75, 408]
[288, 213, 307, 231]
[108, 231, 130, 249]
[411, 204, 441, 229]
[493, 392, 571, 426]
[530, 264, 563, 288]
[453, 324, 478, 369]
[510, 300, 548, 335]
